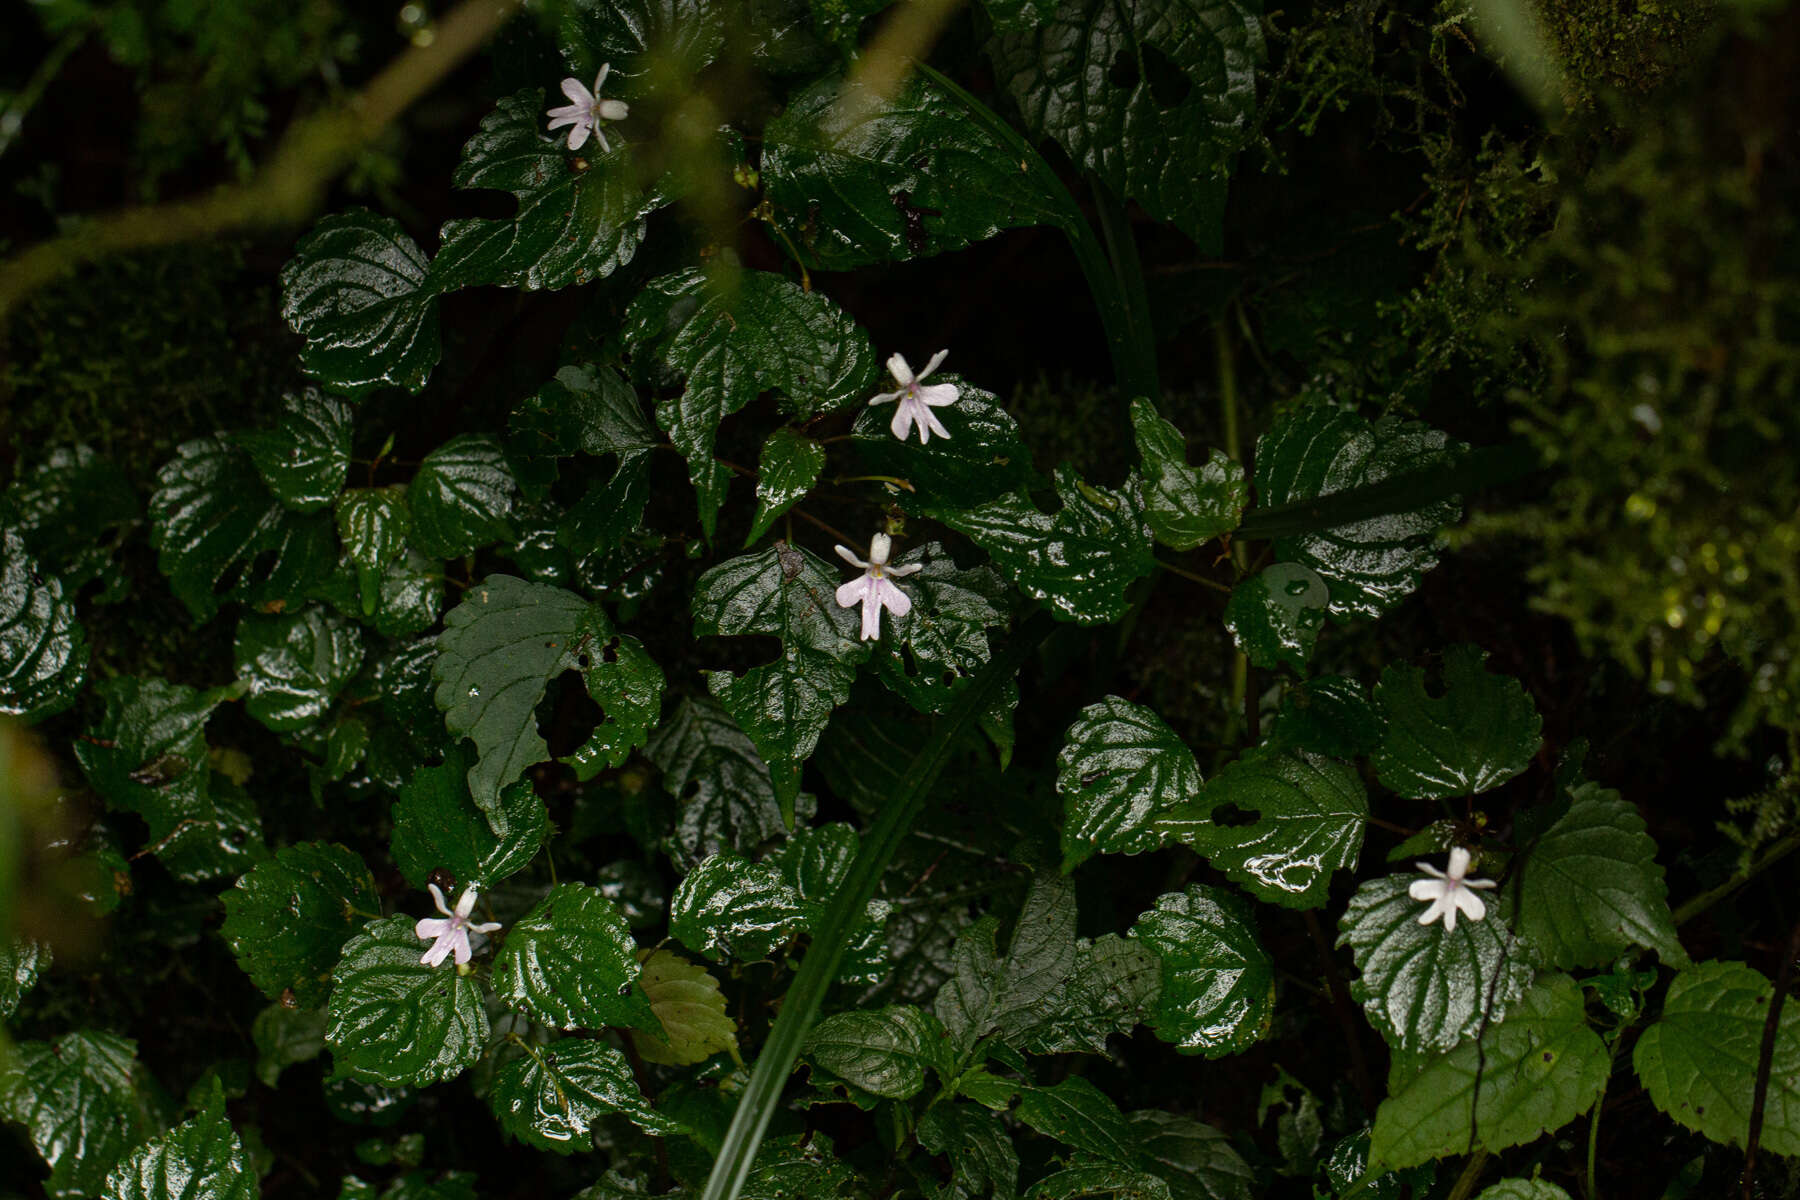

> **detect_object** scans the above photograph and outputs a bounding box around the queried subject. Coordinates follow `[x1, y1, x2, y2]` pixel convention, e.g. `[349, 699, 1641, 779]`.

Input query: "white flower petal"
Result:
[566, 122, 592, 151]
[416, 916, 450, 940]
[595, 63, 611, 92]
[834, 544, 867, 569]
[916, 382, 959, 408]
[1415, 860, 1447, 879]
[918, 348, 950, 379]
[875, 577, 911, 620]
[1447, 847, 1474, 878]
[858, 591, 882, 639]
[454, 886, 480, 919]
[598, 99, 630, 121]
[560, 77, 594, 105]
[450, 929, 475, 965]
[421, 935, 455, 967]
[868, 532, 893, 565]
[1454, 888, 1488, 924]
[887, 560, 923, 578]
[1409, 878, 1447, 902]
[837, 576, 872, 610]
[428, 883, 453, 916]
[918, 404, 953, 443]
[886, 352, 915, 386]
[867, 389, 903, 408]
[472, 921, 504, 934]
[889, 397, 918, 441]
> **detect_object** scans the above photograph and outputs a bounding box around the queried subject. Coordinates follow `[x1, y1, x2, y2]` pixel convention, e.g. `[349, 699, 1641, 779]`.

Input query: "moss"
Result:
[1536, 0, 1716, 103]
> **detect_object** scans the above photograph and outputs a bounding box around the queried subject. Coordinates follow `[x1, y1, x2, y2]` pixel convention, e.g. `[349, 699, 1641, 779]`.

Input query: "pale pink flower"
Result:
[545, 64, 630, 152]
[868, 350, 958, 443]
[834, 533, 922, 641]
[1409, 847, 1498, 932]
[415, 883, 503, 967]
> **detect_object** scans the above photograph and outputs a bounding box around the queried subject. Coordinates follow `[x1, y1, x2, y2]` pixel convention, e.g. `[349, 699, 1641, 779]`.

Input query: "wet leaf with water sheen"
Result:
[1131, 399, 1246, 550]
[221, 841, 378, 1009]
[648, 696, 791, 867]
[102, 1081, 257, 1200]
[335, 487, 412, 613]
[1, 444, 141, 600]
[1222, 563, 1329, 674]
[389, 748, 546, 890]
[0, 938, 49, 1020]
[234, 607, 365, 733]
[668, 852, 808, 962]
[629, 948, 739, 1066]
[873, 542, 1010, 716]
[1371, 645, 1542, 800]
[804, 1006, 946, 1100]
[235, 390, 353, 512]
[1266, 674, 1380, 759]
[1017, 1076, 1135, 1162]
[1472, 1184, 1572, 1200]
[325, 916, 489, 1086]
[749, 429, 827, 545]
[1130, 885, 1272, 1058]
[1020, 934, 1160, 1055]
[489, 1038, 680, 1154]
[0, 530, 87, 723]
[936, 871, 1079, 1055]
[0, 1031, 150, 1199]
[557, 0, 726, 86]
[407, 435, 518, 561]
[851, 379, 1037, 512]
[493, 882, 658, 1032]
[918, 1103, 1020, 1200]
[1132, 1110, 1256, 1200]
[1027, 1166, 1170, 1200]
[1057, 696, 1203, 871]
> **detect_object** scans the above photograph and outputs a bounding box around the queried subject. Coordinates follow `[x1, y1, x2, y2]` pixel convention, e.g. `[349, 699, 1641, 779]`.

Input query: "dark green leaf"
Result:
[335, 487, 413, 615]
[629, 947, 739, 1066]
[1130, 399, 1245, 550]
[494, 882, 657, 1031]
[1154, 748, 1366, 910]
[851, 378, 1037, 511]
[804, 1006, 944, 1100]
[1222, 563, 1329, 674]
[1513, 782, 1686, 969]
[433, 574, 662, 813]
[1369, 974, 1609, 1171]
[1027, 1165, 1169, 1200]
[102, 1080, 256, 1200]
[235, 390, 353, 512]
[1020, 934, 1160, 1054]
[252, 1003, 327, 1088]
[558, 0, 727, 88]
[234, 607, 364, 733]
[313, 548, 444, 638]
[873, 542, 1011, 716]
[1473, 1184, 1572, 1200]
[325, 916, 489, 1086]
[1266, 675, 1380, 759]
[222, 842, 378, 1009]
[692, 544, 870, 814]
[1253, 407, 1466, 619]
[407, 435, 518, 560]
[0, 530, 87, 723]
[918, 1102, 1019, 1200]
[1017, 1076, 1135, 1162]
[988, 0, 1264, 251]
[510, 363, 657, 461]
[433, 90, 661, 292]
[647, 696, 790, 867]
[933, 467, 1155, 624]
[1371, 645, 1542, 799]
[0, 444, 140, 600]
[1632, 960, 1800, 1156]
[280, 210, 441, 397]
[1058, 695, 1203, 870]
[741, 1132, 856, 1200]
[1339, 871, 1533, 1053]
[749, 429, 827, 545]
[668, 852, 807, 962]
[1130, 886, 1272, 1057]
[1130, 1111, 1255, 1200]
[1, 937, 49, 1020]
[762, 68, 1070, 270]
[936, 871, 1078, 1054]
[0, 1030, 150, 1199]
[390, 748, 546, 890]
[489, 1038, 680, 1153]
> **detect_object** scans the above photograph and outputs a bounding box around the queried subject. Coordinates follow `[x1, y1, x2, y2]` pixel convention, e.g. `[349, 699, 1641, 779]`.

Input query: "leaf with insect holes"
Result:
[1057, 696, 1204, 871]
[1131, 399, 1246, 550]
[1371, 645, 1542, 800]
[1223, 563, 1329, 674]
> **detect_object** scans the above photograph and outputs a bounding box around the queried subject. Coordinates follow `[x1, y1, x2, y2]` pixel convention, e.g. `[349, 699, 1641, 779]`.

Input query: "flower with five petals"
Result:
[1409, 847, 1497, 932]
[415, 883, 503, 967]
[545, 64, 630, 152]
[868, 350, 959, 443]
[834, 532, 922, 641]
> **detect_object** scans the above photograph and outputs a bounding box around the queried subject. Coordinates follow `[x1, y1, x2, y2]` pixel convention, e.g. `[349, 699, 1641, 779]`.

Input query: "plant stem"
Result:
[1154, 558, 1232, 594]
[1446, 1148, 1491, 1200]
[0, 28, 85, 161]
[1586, 1068, 1608, 1200]
[1674, 830, 1800, 925]
[1742, 912, 1800, 1198]
[699, 612, 1058, 1200]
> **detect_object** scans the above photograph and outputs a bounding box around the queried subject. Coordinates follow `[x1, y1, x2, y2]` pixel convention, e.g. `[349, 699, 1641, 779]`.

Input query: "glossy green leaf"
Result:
[252, 1003, 327, 1088]
[0, 529, 87, 723]
[1512, 782, 1686, 969]
[325, 916, 489, 1086]
[1020, 934, 1160, 1054]
[235, 390, 353, 512]
[803, 1006, 944, 1101]
[647, 696, 791, 867]
[1318, 1132, 1435, 1200]
[407, 435, 517, 560]
[0, 444, 140, 601]
[851, 378, 1037, 512]
[432, 90, 661, 292]
[280, 210, 441, 397]
[1131, 1111, 1255, 1200]
[511, 364, 656, 543]
[762, 68, 1070, 270]
[1473, 1184, 1572, 1200]
[234, 607, 364, 733]
[1155, 748, 1366, 910]
[1339, 871, 1533, 1053]
[1130, 885, 1272, 1057]
[221, 841, 378, 1009]
[1222, 563, 1328, 674]
[1, 937, 49, 1020]
[489, 1037, 679, 1153]
[1633, 960, 1800, 1156]
[918, 1102, 1019, 1200]
[934, 467, 1156, 624]
[1369, 975, 1609, 1170]
[493, 882, 657, 1031]
[1027, 1165, 1169, 1200]
[749, 429, 826, 545]
[389, 748, 546, 890]
[335, 487, 412, 613]
[873, 542, 1011, 716]
[313, 548, 444, 638]
[1130, 399, 1246, 550]
[150, 436, 336, 623]
[1253, 407, 1466, 619]
[669, 851, 808, 962]
[433, 574, 662, 813]
[629, 948, 739, 1066]
[741, 1132, 856, 1200]
[73, 676, 266, 883]
[1266, 675, 1380, 759]
[1057, 696, 1202, 871]
[692, 544, 870, 813]
[988, 0, 1263, 252]
[936, 871, 1078, 1055]
[1371, 645, 1542, 799]
[558, 0, 726, 87]
[0, 1030, 150, 1199]
[102, 1080, 256, 1200]
[1018, 1076, 1135, 1161]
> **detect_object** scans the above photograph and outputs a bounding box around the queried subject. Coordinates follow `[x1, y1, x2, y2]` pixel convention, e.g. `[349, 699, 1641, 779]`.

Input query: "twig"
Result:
[1154, 558, 1232, 594]
[0, 28, 86, 160]
[788, 507, 859, 547]
[1674, 831, 1800, 925]
[1742, 913, 1800, 1198]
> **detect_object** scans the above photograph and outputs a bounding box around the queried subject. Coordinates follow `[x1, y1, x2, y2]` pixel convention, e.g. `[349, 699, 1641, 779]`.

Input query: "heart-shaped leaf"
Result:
[235, 390, 353, 512]
[488, 1039, 681, 1153]
[1130, 885, 1272, 1058]
[1057, 695, 1203, 871]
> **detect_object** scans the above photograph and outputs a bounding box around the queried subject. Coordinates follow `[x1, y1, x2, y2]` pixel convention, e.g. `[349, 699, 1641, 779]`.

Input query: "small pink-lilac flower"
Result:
[545, 64, 630, 152]
[834, 532, 922, 641]
[1409, 847, 1497, 932]
[415, 883, 503, 968]
[868, 350, 958, 444]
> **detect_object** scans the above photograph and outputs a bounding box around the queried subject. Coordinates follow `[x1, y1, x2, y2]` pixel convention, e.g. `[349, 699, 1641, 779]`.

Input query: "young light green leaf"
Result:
[1, 937, 49, 1020]
[988, 0, 1264, 252]
[407, 435, 517, 560]
[1369, 974, 1609, 1170]
[749, 429, 827, 545]
[762, 68, 1071, 270]
[235, 390, 353, 512]
[221, 842, 378, 1009]
[1512, 782, 1686, 969]
[1266, 675, 1380, 759]
[0, 530, 87, 723]
[432, 90, 661, 292]
[493, 882, 657, 1032]
[1057, 695, 1204, 871]
[557, 0, 727, 87]
[1253, 407, 1466, 619]
[628, 948, 739, 1066]
[280, 209, 442, 397]
[918, 1102, 1020, 1200]
[692, 544, 870, 815]
[252, 1003, 327, 1088]
[325, 916, 489, 1086]
[803, 1006, 945, 1100]
[234, 607, 365, 733]
[433, 574, 662, 814]
[932, 467, 1156, 624]
[851, 379, 1037, 511]
[1130, 885, 1273, 1058]
[647, 696, 791, 867]
[1, 444, 140, 601]
[490, 1038, 680, 1153]
[1632, 960, 1800, 1157]
[389, 748, 546, 890]
[0, 1031, 150, 1199]
[1371, 645, 1542, 799]
[1131, 1110, 1256, 1200]
[1339, 872, 1533, 1053]
[1130, 399, 1246, 550]
[102, 1080, 257, 1200]
[1155, 748, 1366, 910]
[668, 852, 808, 962]
[873, 542, 1010, 716]
[1222, 563, 1329, 674]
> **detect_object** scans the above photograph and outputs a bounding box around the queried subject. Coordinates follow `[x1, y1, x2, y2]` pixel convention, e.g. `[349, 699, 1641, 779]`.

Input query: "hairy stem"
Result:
[1742, 913, 1800, 1198]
